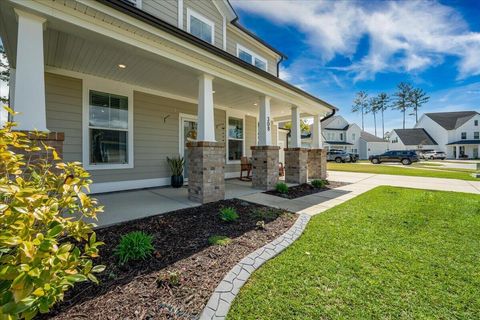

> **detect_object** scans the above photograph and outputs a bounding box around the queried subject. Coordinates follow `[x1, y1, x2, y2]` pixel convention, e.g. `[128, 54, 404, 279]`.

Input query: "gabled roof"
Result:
[424, 111, 479, 130]
[360, 131, 385, 143]
[394, 128, 438, 146]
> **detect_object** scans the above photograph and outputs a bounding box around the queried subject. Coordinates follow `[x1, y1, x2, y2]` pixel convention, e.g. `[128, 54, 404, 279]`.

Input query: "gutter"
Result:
[96, 0, 337, 112]
[320, 108, 336, 122]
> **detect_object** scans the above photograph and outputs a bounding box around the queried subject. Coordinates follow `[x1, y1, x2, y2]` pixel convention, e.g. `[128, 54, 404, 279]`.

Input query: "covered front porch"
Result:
[448, 141, 480, 159]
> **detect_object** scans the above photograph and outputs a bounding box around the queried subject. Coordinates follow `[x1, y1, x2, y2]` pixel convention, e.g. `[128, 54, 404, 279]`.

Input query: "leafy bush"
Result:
[166, 156, 184, 176]
[208, 235, 232, 246]
[114, 231, 155, 265]
[219, 207, 239, 222]
[0, 109, 104, 319]
[275, 182, 289, 194]
[157, 270, 181, 287]
[311, 179, 328, 188]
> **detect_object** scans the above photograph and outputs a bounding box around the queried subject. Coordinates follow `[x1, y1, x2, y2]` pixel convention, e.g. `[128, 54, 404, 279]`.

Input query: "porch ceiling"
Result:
[0, 1, 327, 120]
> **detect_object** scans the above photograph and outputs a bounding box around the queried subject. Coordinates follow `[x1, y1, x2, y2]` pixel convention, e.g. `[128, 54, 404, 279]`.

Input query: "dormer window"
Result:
[187, 9, 214, 44]
[237, 44, 267, 71]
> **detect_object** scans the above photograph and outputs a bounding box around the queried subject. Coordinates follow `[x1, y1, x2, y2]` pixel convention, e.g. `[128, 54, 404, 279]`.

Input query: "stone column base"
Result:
[187, 141, 225, 204]
[15, 131, 65, 162]
[251, 146, 280, 190]
[284, 147, 309, 184]
[308, 148, 327, 180]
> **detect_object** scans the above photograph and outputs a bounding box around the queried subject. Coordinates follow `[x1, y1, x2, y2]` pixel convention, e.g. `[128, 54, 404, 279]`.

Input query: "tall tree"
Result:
[0, 44, 10, 105]
[376, 92, 390, 139]
[408, 87, 429, 123]
[368, 96, 379, 136]
[352, 91, 368, 130]
[392, 82, 413, 129]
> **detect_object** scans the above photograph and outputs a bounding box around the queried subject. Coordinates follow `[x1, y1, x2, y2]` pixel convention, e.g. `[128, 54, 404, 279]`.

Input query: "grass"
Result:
[228, 187, 480, 319]
[327, 162, 478, 181]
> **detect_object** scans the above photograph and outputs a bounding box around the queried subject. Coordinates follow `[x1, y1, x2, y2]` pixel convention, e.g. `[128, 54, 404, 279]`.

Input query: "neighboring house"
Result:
[388, 128, 438, 152]
[0, 0, 335, 195]
[414, 111, 480, 159]
[359, 131, 389, 159]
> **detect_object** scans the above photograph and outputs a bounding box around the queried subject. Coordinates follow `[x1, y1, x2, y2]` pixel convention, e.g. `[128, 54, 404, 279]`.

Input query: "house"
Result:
[0, 0, 336, 203]
[415, 111, 480, 159]
[388, 128, 438, 152]
[296, 115, 388, 159]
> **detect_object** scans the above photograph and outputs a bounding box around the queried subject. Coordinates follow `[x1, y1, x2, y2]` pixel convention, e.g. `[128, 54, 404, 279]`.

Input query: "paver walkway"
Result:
[238, 171, 480, 216]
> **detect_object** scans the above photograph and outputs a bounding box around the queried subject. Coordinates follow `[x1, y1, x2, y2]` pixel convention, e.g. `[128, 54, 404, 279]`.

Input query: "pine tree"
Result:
[376, 93, 390, 139]
[352, 91, 368, 130]
[408, 87, 429, 123]
[392, 82, 413, 129]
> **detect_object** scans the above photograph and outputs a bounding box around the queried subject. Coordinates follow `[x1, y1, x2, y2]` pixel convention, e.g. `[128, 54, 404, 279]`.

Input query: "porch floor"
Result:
[94, 179, 263, 227]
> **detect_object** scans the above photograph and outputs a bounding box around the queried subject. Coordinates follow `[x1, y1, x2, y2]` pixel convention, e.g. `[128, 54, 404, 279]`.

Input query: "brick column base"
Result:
[285, 147, 309, 184]
[251, 146, 280, 190]
[15, 131, 65, 162]
[308, 148, 327, 180]
[187, 141, 225, 204]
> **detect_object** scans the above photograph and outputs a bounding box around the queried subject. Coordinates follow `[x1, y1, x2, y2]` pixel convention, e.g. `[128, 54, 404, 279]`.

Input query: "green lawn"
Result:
[327, 162, 478, 181]
[228, 187, 480, 319]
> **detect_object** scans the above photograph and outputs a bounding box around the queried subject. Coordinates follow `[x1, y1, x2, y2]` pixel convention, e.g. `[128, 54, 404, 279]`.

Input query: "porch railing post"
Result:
[258, 95, 272, 146]
[290, 105, 301, 148]
[197, 74, 215, 142]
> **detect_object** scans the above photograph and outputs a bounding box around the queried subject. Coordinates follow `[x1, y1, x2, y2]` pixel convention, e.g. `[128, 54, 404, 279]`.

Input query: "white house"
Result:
[359, 131, 389, 159]
[414, 111, 480, 159]
[388, 128, 438, 152]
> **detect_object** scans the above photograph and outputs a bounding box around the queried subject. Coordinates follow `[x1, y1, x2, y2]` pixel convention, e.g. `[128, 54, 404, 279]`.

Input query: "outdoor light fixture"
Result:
[117, 64, 127, 69]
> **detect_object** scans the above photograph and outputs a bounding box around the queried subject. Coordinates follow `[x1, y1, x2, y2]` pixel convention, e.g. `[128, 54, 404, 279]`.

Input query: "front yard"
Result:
[327, 162, 478, 181]
[228, 187, 480, 319]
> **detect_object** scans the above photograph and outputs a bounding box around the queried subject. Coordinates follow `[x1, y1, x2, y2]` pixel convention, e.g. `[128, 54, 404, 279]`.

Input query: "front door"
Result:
[180, 115, 197, 179]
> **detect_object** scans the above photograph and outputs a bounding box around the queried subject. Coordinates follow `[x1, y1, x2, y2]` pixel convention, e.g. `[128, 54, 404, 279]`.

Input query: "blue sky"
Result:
[231, 0, 480, 135]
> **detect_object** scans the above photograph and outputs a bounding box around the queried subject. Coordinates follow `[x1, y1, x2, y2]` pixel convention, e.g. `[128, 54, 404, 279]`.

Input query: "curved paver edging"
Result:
[199, 213, 311, 320]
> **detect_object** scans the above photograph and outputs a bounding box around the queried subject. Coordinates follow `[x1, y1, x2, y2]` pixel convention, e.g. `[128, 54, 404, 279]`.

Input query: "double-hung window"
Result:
[236, 44, 268, 71]
[474, 132, 479, 139]
[187, 9, 214, 44]
[88, 90, 129, 166]
[461, 132, 467, 140]
[228, 117, 244, 162]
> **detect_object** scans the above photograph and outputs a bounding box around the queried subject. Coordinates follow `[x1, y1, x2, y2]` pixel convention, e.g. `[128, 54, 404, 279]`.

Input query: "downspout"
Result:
[320, 108, 336, 123]
[276, 55, 284, 78]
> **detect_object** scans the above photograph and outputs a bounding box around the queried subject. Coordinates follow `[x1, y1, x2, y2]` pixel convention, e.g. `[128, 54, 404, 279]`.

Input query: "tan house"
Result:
[0, 0, 336, 203]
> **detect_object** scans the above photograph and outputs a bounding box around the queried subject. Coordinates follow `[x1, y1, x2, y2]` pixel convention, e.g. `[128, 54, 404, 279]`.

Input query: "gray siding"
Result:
[142, 0, 178, 26]
[184, 0, 224, 50]
[226, 27, 278, 76]
[45, 73, 82, 162]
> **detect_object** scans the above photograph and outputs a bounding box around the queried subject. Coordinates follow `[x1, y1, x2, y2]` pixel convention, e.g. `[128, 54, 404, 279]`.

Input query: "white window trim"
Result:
[178, 113, 198, 156]
[226, 110, 246, 164]
[127, 0, 142, 9]
[186, 8, 215, 45]
[236, 44, 268, 71]
[178, 0, 183, 29]
[82, 78, 134, 170]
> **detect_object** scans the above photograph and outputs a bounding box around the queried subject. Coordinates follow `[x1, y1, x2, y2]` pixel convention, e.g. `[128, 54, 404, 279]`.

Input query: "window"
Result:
[236, 44, 268, 71]
[352, 133, 356, 141]
[228, 117, 244, 161]
[474, 132, 479, 139]
[461, 132, 467, 140]
[187, 9, 214, 44]
[475, 120, 479, 126]
[340, 133, 344, 141]
[88, 91, 129, 166]
[391, 137, 398, 143]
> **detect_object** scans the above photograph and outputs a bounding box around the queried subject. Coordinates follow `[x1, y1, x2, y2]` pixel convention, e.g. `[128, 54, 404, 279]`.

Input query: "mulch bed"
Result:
[264, 181, 348, 199]
[43, 199, 297, 320]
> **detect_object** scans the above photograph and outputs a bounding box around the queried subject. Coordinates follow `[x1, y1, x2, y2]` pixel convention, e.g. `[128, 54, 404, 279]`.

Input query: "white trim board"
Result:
[186, 8, 215, 45]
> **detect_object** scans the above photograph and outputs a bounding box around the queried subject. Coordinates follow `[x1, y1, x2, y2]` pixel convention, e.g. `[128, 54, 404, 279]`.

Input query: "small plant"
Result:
[256, 220, 266, 230]
[311, 179, 328, 188]
[219, 207, 239, 222]
[114, 231, 155, 264]
[275, 182, 289, 194]
[208, 235, 232, 246]
[166, 156, 184, 176]
[251, 207, 279, 221]
[157, 270, 181, 287]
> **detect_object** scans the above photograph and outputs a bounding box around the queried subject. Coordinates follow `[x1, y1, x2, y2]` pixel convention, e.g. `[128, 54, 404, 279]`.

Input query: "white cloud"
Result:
[231, 0, 480, 80]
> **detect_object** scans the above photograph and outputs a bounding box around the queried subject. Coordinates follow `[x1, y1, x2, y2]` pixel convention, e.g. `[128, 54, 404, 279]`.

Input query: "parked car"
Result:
[369, 150, 419, 165]
[327, 150, 351, 163]
[422, 151, 446, 160]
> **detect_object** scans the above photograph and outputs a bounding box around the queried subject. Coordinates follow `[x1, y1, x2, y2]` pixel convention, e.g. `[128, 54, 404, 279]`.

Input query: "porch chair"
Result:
[239, 156, 252, 181]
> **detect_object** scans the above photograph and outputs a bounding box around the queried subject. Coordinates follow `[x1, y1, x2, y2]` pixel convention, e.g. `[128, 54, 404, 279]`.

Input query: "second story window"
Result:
[475, 120, 479, 126]
[236, 44, 267, 71]
[461, 132, 467, 140]
[187, 9, 214, 44]
[474, 132, 479, 139]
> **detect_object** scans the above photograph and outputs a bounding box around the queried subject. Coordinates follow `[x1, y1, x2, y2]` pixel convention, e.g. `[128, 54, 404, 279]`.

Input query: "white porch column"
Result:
[455, 145, 459, 159]
[258, 95, 272, 146]
[197, 74, 215, 142]
[312, 114, 323, 149]
[13, 10, 47, 131]
[291, 106, 301, 148]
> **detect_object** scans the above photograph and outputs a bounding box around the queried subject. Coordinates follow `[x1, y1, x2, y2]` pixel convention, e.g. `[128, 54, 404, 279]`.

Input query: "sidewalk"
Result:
[238, 171, 480, 217]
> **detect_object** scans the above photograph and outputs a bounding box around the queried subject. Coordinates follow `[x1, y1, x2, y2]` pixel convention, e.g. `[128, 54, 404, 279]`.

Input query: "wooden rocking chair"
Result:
[239, 156, 252, 181]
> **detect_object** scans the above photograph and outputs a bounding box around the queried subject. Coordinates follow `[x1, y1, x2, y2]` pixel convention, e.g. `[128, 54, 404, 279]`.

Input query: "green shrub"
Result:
[275, 182, 289, 194]
[311, 179, 328, 188]
[157, 270, 181, 287]
[114, 231, 155, 264]
[208, 235, 232, 246]
[219, 207, 239, 222]
[0, 108, 104, 319]
[251, 207, 279, 221]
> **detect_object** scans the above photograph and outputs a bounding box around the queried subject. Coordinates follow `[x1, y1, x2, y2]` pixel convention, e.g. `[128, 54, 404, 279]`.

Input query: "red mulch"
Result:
[42, 199, 296, 320]
[264, 181, 349, 199]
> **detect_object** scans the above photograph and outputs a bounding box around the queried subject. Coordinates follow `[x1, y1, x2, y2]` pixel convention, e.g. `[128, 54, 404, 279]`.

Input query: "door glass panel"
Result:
[183, 120, 197, 178]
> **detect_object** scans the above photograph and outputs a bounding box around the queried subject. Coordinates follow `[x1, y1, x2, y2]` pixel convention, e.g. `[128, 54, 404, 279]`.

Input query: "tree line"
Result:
[352, 82, 430, 139]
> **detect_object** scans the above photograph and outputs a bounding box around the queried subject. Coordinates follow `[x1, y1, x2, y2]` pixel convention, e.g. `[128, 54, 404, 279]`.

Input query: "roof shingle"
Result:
[425, 111, 479, 130]
[394, 128, 438, 146]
